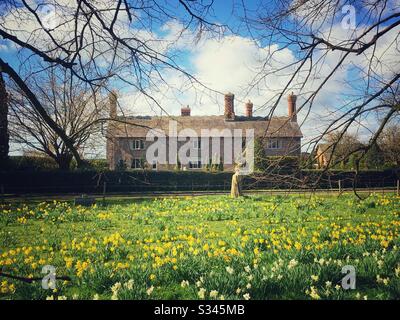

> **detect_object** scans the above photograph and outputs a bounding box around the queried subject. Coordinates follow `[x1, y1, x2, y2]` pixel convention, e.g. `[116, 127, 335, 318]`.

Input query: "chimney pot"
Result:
[287, 92, 297, 122]
[224, 93, 235, 120]
[181, 105, 191, 116]
[109, 90, 118, 118]
[245, 100, 253, 117]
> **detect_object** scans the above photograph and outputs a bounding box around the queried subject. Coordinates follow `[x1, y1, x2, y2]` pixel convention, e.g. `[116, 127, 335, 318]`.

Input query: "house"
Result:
[106, 92, 303, 171]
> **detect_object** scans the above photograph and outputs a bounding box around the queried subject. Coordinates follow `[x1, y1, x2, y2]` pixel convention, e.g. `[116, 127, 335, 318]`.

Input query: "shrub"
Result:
[7, 156, 58, 171]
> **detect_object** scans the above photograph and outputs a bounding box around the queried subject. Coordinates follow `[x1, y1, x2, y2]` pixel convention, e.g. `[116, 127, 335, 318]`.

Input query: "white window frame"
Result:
[131, 139, 144, 150]
[267, 139, 281, 149]
[131, 158, 143, 169]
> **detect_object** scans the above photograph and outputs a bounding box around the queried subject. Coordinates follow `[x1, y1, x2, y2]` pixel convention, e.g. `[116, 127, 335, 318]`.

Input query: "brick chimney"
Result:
[109, 90, 117, 118]
[181, 105, 191, 116]
[224, 92, 235, 120]
[287, 92, 297, 122]
[245, 100, 253, 117]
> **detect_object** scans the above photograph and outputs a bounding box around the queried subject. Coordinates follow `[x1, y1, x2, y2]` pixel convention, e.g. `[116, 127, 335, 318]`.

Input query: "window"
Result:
[131, 139, 144, 150]
[189, 161, 202, 169]
[192, 138, 201, 149]
[267, 139, 281, 149]
[152, 161, 157, 170]
[131, 158, 144, 169]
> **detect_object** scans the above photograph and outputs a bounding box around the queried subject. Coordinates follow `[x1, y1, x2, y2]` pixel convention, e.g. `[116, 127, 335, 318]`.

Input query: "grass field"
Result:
[0, 193, 399, 300]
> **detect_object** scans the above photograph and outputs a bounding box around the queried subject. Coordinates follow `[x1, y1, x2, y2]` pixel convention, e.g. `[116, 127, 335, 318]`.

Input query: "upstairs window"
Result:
[267, 139, 281, 149]
[192, 138, 201, 149]
[131, 139, 144, 150]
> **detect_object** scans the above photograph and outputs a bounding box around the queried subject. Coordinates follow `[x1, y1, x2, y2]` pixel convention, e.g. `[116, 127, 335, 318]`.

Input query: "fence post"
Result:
[338, 180, 341, 193]
[397, 180, 399, 196]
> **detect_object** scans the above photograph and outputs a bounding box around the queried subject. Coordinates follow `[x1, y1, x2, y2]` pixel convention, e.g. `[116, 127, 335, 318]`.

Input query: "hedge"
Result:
[0, 169, 398, 195]
[5, 156, 109, 171]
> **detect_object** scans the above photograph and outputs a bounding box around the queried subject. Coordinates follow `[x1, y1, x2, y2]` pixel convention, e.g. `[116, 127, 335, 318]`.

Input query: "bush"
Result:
[87, 159, 109, 171]
[6, 156, 58, 171]
[265, 156, 299, 170]
[255, 155, 299, 173]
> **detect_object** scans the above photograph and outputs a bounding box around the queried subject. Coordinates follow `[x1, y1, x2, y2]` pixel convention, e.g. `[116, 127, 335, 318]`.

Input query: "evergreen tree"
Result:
[362, 143, 385, 170]
[254, 137, 267, 172]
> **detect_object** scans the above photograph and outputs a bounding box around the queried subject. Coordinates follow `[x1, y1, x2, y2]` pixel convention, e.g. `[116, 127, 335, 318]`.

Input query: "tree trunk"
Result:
[0, 71, 9, 166]
[56, 153, 73, 170]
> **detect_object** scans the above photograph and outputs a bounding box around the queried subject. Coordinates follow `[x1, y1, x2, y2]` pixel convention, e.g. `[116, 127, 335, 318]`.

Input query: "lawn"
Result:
[0, 193, 399, 300]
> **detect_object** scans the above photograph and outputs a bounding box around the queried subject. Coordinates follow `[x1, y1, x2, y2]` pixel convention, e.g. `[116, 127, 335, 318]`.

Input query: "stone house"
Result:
[106, 92, 303, 171]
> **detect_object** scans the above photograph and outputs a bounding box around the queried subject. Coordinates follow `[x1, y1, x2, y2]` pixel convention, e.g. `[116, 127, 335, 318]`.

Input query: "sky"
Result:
[0, 0, 399, 157]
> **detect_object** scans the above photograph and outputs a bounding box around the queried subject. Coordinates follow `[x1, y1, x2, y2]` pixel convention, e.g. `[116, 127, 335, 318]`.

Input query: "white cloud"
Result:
[119, 34, 297, 119]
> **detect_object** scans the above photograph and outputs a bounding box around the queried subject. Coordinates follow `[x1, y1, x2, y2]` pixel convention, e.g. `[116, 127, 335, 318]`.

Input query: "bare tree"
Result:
[377, 124, 400, 167]
[8, 67, 108, 170]
[241, 2, 398, 148]
[0, 0, 223, 167]
[232, 0, 400, 192]
[322, 131, 363, 166]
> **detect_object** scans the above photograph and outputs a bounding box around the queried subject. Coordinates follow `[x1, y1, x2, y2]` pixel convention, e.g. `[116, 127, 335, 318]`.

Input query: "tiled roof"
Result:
[108, 115, 303, 138]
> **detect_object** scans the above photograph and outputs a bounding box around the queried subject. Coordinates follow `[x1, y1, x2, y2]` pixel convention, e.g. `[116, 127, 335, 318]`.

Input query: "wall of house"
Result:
[108, 136, 301, 171]
[264, 137, 301, 157]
